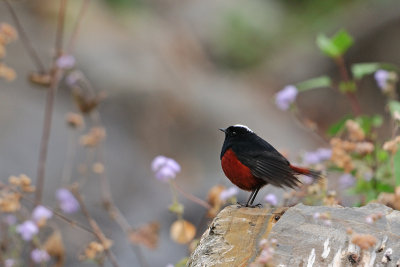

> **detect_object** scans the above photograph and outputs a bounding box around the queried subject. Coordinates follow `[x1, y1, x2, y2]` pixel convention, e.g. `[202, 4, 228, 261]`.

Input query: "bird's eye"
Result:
[232, 131, 237, 135]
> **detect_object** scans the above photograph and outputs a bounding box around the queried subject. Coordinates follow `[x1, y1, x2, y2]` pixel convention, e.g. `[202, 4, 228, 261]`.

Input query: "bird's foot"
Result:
[236, 202, 263, 208]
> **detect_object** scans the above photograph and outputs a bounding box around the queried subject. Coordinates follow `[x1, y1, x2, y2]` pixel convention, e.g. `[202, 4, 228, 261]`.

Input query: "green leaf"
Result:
[296, 76, 332, 92]
[355, 115, 383, 134]
[388, 100, 400, 118]
[351, 63, 381, 80]
[316, 34, 340, 58]
[377, 149, 389, 163]
[327, 115, 352, 137]
[316, 29, 354, 58]
[331, 30, 354, 55]
[394, 144, 400, 186]
[169, 202, 184, 215]
[339, 81, 357, 93]
[351, 62, 400, 80]
[376, 181, 395, 193]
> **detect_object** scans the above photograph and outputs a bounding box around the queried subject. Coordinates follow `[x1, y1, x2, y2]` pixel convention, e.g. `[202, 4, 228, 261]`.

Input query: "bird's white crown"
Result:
[233, 124, 254, 133]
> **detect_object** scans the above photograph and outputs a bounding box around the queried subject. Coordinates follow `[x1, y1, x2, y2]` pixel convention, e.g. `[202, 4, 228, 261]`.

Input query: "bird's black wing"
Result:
[236, 150, 300, 189]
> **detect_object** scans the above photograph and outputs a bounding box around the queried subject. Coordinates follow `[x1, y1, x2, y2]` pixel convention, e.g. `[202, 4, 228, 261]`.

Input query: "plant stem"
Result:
[335, 56, 361, 116]
[55, 0, 68, 59]
[73, 187, 120, 267]
[3, 0, 46, 73]
[35, 68, 62, 205]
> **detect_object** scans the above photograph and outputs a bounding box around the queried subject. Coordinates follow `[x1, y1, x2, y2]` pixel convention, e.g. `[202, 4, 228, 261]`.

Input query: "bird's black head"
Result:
[220, 124, 256, 159]
[220, 124, 254, 138]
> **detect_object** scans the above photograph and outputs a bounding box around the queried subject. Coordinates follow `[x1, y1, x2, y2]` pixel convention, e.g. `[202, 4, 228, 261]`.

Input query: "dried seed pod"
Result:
[170, 220, 196, 244]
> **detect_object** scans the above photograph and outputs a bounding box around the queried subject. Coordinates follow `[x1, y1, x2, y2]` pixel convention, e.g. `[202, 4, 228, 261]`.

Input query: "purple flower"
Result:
[65, 70, 82, 87]
[32, 205, 53, 223]
[16, 220, 38, 241]
[264, 193, 278, 206]
[374, 69, 389, 90]
[275, 85, 298, 110]
[4, 259, 15, 267]
[56, 188, 80, 214]
[220, 186, 239, 201]
[31, 249, 50, 263]
[303, 148, 332, 165]
[151, 155, 181, 182]
[56, 54, 76, 69]
[339, 173, 355, 189]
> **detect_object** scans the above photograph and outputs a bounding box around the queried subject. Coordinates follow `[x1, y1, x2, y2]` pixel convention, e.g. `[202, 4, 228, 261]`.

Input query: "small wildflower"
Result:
[363, 171, 373, 182]
[374, 69, 390, 89]
[16, 220, 38, 241]
[339, 173, 355, 189]
[303, 148, 332, 165]
[65, 70, 83, 87]
[275, 85, 298, 110]
[56, 188, 80, 214]
[151, 156, 181, 182]
[56, 54, 76, 69]
[4, 259, 15, 267]
[31, 249, 50, 263]
[365, 212, 383, 224]
[166, 264, 174, 267]
[32, 205, 53, 225]
[264, 193, 278, 206]
[313, 212, 320, 220]
[219, 186, 238, 201]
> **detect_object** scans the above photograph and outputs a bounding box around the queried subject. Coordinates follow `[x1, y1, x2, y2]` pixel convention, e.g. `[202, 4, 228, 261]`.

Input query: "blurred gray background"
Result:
[1, 0, 400, 265]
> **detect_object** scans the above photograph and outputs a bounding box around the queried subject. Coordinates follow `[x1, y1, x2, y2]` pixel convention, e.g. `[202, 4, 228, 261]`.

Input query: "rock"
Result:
[187, 203, 400, 267]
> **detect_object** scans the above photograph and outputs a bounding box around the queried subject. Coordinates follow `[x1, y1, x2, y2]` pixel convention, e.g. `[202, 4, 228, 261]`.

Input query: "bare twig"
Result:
[72, 188, 120, 267]
[3, 0, 46, 73]
[66, 0, 91, 53]
[171, 180, 211, 209]
[35, 68, 62, 205]
[55, 0, 68, 58]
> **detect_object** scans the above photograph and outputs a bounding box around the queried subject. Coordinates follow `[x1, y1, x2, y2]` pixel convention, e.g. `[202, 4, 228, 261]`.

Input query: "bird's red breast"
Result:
[221, 149, 265, 191]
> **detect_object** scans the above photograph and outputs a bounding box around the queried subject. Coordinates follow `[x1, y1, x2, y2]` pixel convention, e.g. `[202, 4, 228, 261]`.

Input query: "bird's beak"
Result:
[219, 128, 227, 133]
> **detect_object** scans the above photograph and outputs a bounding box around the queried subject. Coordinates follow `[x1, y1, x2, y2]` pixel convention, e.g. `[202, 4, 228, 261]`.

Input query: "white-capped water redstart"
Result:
[220, 124, 321, 207]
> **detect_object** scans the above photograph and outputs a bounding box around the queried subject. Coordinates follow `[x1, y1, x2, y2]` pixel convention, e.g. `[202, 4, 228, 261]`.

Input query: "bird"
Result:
[220, 124, 321, 207]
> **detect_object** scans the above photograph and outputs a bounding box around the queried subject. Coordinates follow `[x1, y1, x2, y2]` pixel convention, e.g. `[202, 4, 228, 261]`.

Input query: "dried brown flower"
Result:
[29, 72, 52, 87]
[129, 221, 160, 250]
[0, 63, 16, 82]
[170, 219, 196, 244]
[66, 112, 84, 129]
[0, 23, 18, 44]
[206, 185, 225, 218]
[44, 230, 65, 267]
[346, 120, 365, 141]
[0, 191, 21, 212]
[80, 127, 106, 147]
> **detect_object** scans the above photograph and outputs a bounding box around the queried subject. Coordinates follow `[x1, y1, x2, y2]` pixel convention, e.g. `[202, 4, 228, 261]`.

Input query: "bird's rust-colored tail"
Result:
[290, 165, 322, 180]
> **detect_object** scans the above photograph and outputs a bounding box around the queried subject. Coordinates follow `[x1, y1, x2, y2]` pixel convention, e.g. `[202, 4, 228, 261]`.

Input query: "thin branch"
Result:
[35, 68, 62, 205]
[171, 180, 211, 209]
[55, 0, 68, 59]
[72, 188, 120, 267]
[3, 0, 46, 72]
[66, 0, 91, 53]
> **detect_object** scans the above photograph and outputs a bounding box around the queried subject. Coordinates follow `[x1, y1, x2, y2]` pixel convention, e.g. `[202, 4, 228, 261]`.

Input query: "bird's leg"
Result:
[245, 187, 261, 208]
[237, 190, 256, 207]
